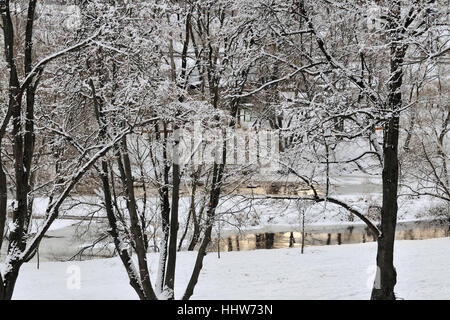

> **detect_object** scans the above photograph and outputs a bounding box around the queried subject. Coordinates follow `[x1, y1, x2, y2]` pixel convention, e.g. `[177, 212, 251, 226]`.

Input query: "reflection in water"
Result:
[209, 219, 449, 252]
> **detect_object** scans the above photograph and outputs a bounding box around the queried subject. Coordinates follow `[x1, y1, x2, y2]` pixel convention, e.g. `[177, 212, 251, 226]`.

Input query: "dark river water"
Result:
[5, 218, 446, 262]
[209, 219, 450, 252]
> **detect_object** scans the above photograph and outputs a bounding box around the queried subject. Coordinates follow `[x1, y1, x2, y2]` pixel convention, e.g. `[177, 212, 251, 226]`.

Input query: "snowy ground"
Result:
[12, 237, 450, 300]
[4, 175, 448, 299]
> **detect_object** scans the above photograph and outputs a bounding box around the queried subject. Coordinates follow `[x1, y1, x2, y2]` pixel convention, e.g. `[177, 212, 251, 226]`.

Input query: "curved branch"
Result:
[314, 197, 381, 237]
[320, 151, 381, 164]
[20, 28, 103, 93]
[260, 194, 381, 238]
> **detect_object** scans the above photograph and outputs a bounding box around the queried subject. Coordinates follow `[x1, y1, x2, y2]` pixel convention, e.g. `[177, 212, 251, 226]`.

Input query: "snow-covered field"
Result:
[13, 237, 450, 300]
[6, 176, 448, 299]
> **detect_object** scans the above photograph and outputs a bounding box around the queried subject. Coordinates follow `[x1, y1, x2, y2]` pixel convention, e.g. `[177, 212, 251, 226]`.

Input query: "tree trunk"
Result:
[183, 133, 226, 300]
[371, 1, 405, 299]
[117, 137, 157, 300]
[0, 153, 7, 253]
[371, 117, 400, 300]
[100, 160, 148, 300]
[178, 172, 198, 251]
[164, 125, 181, 299]
[155, 122, 171, 295]
[1, 281, 17, 300]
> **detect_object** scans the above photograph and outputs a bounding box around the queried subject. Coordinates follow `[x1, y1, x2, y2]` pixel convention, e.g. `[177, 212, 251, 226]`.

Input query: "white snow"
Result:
[29, 219, 78, 233]
[12, 237, 450, 300]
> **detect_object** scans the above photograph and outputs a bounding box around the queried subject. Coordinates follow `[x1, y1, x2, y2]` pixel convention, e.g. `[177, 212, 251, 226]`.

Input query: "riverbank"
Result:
[12, 237, 450, 299]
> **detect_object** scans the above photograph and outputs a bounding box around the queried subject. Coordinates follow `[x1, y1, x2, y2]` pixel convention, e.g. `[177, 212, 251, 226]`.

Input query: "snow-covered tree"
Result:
[0, 0, 148, 300]
[250, 0, 449, 299]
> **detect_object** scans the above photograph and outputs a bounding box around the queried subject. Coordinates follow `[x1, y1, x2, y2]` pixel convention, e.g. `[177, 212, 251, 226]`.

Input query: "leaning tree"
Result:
[0, 0, 150, 299]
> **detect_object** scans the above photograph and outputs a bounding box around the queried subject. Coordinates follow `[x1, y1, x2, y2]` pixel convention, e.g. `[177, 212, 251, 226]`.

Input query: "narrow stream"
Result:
[10, 218, 447, 262]
[209, 218, 450, 252]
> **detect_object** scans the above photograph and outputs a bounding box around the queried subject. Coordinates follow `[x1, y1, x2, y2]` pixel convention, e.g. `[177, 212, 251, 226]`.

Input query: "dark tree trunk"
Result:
[90, 77, 149, 300]
[0, 0, 37, 300]
[0, 154, 7, 253]
[187, 199, 204, 251]
[100, 159, 148, 300]
[0, 0, 105, 299]
[371, 114, 400, 300]
[117, 137, 157, 300]
[178, 169, 199, 251]
[153, 121, 171, 295]
[371, 1, 405, 300]
[182, 133, 226, 300]
[164, 125, 181, 298]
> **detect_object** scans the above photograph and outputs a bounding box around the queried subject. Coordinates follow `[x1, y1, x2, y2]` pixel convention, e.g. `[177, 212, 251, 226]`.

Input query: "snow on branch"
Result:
[20, 27, 103, 93]
[19, 116, 159, 263]
[226, 61, 322, 99]
[275, 160, 381, 237]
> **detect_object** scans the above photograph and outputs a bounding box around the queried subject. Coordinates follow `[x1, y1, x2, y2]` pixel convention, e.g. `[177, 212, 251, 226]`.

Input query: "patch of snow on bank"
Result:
[12, 237, 450, 300]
